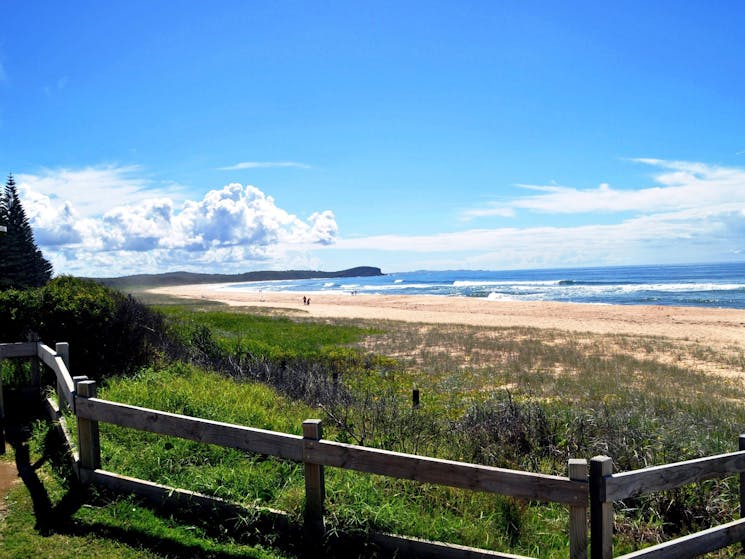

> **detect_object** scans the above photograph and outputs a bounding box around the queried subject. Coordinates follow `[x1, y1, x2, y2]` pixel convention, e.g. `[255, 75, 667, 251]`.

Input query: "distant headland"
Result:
[90, 266, 384, 289]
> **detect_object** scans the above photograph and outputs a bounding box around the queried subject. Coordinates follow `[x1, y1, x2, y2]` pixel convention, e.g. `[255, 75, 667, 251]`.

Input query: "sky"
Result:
[2, 1, 745, 276]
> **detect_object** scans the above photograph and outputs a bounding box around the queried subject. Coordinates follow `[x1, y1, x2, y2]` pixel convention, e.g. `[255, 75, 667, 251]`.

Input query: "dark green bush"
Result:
[0, 276, 167, 379]
[454, 392, 557, 470]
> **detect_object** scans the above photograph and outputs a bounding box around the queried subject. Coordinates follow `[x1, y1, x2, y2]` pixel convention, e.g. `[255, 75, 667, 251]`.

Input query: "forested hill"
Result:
[91, 266, 384, 289]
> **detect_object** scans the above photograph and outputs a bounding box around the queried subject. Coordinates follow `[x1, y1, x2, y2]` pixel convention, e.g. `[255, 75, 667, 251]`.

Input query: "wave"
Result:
[476, 281, 745, 293]
[209, 263, 745, 309]
[362, 283, 440, 291]
[584, 282, 745, 294]
[486, 292, 520, 302]
[453, 280, 560, 287]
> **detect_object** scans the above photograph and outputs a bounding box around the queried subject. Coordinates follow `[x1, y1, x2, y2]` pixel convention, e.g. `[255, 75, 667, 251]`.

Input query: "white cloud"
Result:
[460, 206, 516, 219]
[18, 171, 338, 276]
[17, 166, 187, 214]
[218, 161, 311, 171]
[334, 159, 745, 270]
[463, 159, 745, 219]
[332, 209, 741, 269]
[17, 158, 745, 276]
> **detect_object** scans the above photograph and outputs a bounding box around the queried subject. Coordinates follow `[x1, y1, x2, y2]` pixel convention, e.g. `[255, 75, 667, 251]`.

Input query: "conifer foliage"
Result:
[0, 174, 53, 289]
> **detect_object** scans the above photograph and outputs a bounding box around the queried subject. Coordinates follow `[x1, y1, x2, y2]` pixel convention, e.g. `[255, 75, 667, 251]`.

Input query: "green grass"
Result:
[10, 302, 745, 557]
[96, 364, 313, 509]
[159, 303, 381, 356]
[0, 441, 291, 559]
[89, 364, 577, 557]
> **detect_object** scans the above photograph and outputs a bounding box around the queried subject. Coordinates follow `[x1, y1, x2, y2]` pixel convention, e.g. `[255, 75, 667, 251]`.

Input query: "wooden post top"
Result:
[590, 456, 613, 469]
[77, 379, 97, 398]
[303, 419, 323, 440]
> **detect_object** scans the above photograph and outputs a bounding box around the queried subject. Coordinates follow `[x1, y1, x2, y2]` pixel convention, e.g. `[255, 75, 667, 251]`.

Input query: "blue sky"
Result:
[2, 1, 745, 276]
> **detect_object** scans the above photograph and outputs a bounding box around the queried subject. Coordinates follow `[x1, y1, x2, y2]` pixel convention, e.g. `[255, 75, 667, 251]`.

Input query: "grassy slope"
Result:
[102, 305, 745, 556]
[5, 301, 745, 557]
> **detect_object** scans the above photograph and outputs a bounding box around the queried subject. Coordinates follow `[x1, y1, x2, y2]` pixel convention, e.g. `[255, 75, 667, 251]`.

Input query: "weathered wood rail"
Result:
[590, 446, 745, 559]
[3, 340, 745, 558]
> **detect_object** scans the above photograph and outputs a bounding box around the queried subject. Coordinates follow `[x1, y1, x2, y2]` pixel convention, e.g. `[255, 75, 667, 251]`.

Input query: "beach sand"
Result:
[149, 283, 745, 347]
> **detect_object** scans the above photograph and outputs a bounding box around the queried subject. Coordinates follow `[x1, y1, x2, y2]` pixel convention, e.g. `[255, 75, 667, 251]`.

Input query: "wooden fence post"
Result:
[0, 353, 4, 455]
[76, 379, 100, 483]
[740, 434, 745, 553]
[27, 332, 40, 389]
[590, 456, 613, 559]
[303, 419, 325, 549]
[569, 458, 588, 559]
[55, 342, 70, 412]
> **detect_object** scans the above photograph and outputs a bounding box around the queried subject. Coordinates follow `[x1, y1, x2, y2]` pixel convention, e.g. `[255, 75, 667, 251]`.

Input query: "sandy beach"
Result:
[150, 283, 745, 347]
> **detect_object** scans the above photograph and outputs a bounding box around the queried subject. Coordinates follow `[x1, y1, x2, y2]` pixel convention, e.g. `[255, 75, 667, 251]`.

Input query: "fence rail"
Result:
[0, 342, 37, 358]
[76, 397, 305, 461]
[604, 450, 745, 502]
[4, 340, 745, 559]
[591, 442, 745, 559]
[309, 438, 586, 504]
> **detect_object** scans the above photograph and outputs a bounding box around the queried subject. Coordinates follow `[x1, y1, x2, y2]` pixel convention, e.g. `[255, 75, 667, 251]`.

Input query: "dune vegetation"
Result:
[3, 281, 745, 557]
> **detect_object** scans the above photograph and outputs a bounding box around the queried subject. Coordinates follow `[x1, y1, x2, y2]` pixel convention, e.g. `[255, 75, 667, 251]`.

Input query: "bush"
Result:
[0, 276, 167, 379]
[454, 392, 557, 470]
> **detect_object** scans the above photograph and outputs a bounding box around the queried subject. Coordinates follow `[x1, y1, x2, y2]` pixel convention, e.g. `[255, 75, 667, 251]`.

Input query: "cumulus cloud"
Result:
[18, 172, 338, 276]
[17, 166, 187, 215]
[18, 158, 745, 275]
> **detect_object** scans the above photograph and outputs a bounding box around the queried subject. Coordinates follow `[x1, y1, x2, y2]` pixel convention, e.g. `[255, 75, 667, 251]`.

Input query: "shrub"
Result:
[454, 392, 557, 470]
[0, 276, 167, 379]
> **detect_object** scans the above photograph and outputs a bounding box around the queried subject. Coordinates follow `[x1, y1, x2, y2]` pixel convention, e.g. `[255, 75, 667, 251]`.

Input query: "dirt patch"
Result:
[0, 453, 20, 519]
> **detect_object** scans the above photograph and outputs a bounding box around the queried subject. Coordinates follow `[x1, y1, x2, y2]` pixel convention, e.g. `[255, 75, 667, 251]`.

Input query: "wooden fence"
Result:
[590, 448, 745, 559]
[2, 340, 745, 558]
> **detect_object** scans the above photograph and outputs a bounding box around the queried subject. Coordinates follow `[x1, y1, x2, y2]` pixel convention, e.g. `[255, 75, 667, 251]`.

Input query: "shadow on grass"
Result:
[5, 388, 80, 537]
[3, 390, 388, 559]
[3, 396, 294, 558]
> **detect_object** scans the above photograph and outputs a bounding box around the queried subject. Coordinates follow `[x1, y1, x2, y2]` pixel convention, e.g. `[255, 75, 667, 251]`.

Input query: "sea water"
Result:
[218, 262, 745, 309]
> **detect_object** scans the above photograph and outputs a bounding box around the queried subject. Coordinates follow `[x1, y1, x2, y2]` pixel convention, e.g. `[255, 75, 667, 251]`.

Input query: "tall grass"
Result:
[353, 320, 745, 554]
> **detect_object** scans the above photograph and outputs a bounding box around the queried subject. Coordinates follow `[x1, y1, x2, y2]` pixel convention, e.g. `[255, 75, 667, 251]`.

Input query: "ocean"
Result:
[218, 262, 745, 310]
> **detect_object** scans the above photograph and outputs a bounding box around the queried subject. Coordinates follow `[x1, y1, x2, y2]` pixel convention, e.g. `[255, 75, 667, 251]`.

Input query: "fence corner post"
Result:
[590, 455, 613, 559]
[303, 419, 325, 551]
[55, 342, 70, 412]
[0, 353, 4, 455]
[569, 458, 588, 559]
[76, 379, 100, 483]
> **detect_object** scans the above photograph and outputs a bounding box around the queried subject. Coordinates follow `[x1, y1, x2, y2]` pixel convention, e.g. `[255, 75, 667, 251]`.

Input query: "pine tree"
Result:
[0, 174, 53, 289]
[0, 178, 12, 289]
